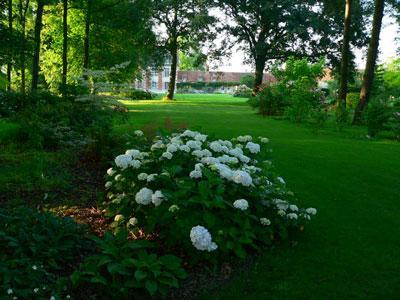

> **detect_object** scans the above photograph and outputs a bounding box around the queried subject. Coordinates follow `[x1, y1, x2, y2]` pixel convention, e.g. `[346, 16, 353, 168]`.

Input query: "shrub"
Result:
[71, 230, 186, 298]
[0, 208, 92, 299]
[233, 85, 252, 98]
[240, 75, 255, 89]
[248, 84, 287, 115]
[104, 130, 317, 262]
[346, 92, 360, 109]
[366, 101, 389, 137]
[309, 108, 328, 131]
[129, 89, 154, 100]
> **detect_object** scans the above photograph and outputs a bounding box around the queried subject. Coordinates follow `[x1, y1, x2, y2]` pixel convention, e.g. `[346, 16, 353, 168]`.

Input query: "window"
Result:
[164, 82, 169, 90]
[151, 81, 157, 90]
[164, 68, 170, 78]
[151, 69, 158, 77]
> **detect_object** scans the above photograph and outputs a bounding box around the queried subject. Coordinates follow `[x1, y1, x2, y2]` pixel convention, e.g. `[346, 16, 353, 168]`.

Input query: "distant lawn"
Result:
[116, 94, 400, 299]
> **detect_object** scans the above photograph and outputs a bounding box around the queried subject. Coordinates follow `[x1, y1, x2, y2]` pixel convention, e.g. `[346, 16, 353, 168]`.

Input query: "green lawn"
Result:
[116, 94, 400, 299]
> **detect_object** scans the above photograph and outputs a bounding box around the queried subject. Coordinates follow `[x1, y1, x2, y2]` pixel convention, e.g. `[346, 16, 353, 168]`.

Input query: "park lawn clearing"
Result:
[115, 94, 400, 299]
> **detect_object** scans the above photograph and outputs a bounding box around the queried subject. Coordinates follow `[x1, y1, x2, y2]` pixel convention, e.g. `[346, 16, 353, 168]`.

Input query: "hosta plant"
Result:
[104, 129, 317, 260]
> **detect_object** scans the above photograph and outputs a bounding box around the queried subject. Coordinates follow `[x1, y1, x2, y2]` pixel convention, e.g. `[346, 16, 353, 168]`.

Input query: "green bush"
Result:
[0, 208, 92, 299]
[71, 230, 186, 298]
[366, 101, 389, 137]
[233, 85, 252, 98]
[104, 130, 317, 263]
[248, 84, 287, 115]
[346, 92, 360, 109]
[240, 75, 255, 89]
[129, 89, 154, 100]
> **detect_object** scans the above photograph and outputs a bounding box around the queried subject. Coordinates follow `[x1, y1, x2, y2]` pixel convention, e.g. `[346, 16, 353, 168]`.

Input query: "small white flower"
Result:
[152, 190, 165, 206]
[209, 141, 224, 152]
[195, 134, 208, 142]
[168, 205, 180, 213]
[245, 142, 261, 154]
[162, 151, 173, 160]
[115, 154, 132, 169]
[289, 205, 299, 212]
[135, 188, 153, 205]
[186, 140, 202, 150]
[277, 210, 286, 216]
[114, 174, 123, 181]
[237, 135, 252, 142]
[125, 149, 141, 158]
[147, 173, 157, 182]
[306, 208, 317, 215]
[232, 170, 252, 186]
[33, 288, 39, 293]
[50, 296, 55, 300]
[134, 130, 144, 136]
[233, 199, 249, 210]
[167, 144, 178, 153]
[137, 173, 148, 181]
[129, 159, 141, 169]
[7, 289, 13, 295]
[107, 168, 116, 176]
[287, 213, 298, 220]
[128, 217, 138, 226]
[32, 265, 38, 270]
[277, 177, 286, 184]
[190, 170, 202, 179]
[114, 215, 124, 222]
[179, 145, 191, 152]
[190, 225, 218, 251]
[260, 218, 271, 226]
[259, 137, 269, 143]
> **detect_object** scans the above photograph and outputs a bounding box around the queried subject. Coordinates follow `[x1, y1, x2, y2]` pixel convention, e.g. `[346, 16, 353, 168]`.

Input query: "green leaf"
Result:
[145, 280, 158, 296]
[134, 269, 147, 281]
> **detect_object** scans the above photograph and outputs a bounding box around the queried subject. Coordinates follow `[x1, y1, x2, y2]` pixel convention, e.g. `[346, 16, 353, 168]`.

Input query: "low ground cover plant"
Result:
[105, 129, 317, 263]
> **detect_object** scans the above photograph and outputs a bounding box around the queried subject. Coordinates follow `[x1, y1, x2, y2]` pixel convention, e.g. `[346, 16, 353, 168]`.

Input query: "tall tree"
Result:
[151, 0, 215, 100]
[353, 0, 385, 124]
[18, 0, 29, 93]
[62, 0, 67, 90]
[338, 0, 353, 108]
[83, 0, 91, 74]
[6, 0, 13, 91]
[217, 0, 351, 95]
[31, 0, 45, 90]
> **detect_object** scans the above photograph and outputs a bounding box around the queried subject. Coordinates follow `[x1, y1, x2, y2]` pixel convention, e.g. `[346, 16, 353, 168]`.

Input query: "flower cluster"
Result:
[105, 129, 317, 259]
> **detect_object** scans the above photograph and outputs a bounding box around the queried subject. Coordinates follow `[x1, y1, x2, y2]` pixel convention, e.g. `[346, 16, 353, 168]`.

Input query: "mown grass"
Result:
[116, 94, 400, 299]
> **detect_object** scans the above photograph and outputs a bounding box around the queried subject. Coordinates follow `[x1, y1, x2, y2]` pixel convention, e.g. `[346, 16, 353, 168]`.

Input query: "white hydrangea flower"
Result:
[306, 208, 317, 215]
[107, 168, 116, 176]
[179, 145, 191, 152]
[129, 159, 141, 169]
[277, 177, 286, 184]
[195, 134, 208, 142]
[194, 163, 204, 170]
[7, 289, 13, 295]
[212, 163, 233, 180]
[147, 173, 157, 182]
[105, 181, 112, 189]
[274, 199, 289, 210]
[259, 137, 269, 143]
[245, 142, 261, 154]
[239, 154, 251, 163]
[186, 140, 202, 150]
[162, 151, 173, 160]
[167, 144, 178, 153]
[233, 199, 249, 210]
[287, 213, 298, 220]
[125, 149, 141, 159]
[190, 225, 218, 251]
[152, 190, 165, 206]
[33, 288, 39, 294]
[137, 173, 148, 181]
[115, 154, 132, 169]
[190, 170, 202, 179]
[229, 147, 243, 157]
[114, 214, 124, 222]
[135, 188, 153, 205]
[260, 218, 271, 226]
[289, 205, 299, 212]
[182, 129, 197, 138]
[192, 150, 205, 158]
[277, 210, 286, 216]
[168, 204, 180, 213]
[134, 130, 144, 136]
[170, 136, 183, 145]
[209, 141, 224, 152]
[201, 156, 219, 165]
[232, 170, 252, 186]
[237, 135, 252, 142]
[114, 174, 123, 181]
[151, 140, 164, 151]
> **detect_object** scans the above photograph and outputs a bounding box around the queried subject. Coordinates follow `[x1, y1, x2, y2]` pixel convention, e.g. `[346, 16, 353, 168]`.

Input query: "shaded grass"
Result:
[116, 94, 400, 299]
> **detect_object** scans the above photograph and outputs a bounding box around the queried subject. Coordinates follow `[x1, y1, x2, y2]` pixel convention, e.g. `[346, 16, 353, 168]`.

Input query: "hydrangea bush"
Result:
[105, 129, 317, 259]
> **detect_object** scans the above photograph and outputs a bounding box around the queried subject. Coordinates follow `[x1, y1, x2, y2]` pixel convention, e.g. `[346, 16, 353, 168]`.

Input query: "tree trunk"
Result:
[352, 0, 385, 124]
[18, 0, 29, 94]
[253, 56, 266, 96]
[31, 0, 44, 90]
[83, 0, 92, 76]
[338, 0, 352, 108]
[166, 43, 178, 100]
[62, 0, 68, 92]
[7, 0, 13, 91]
